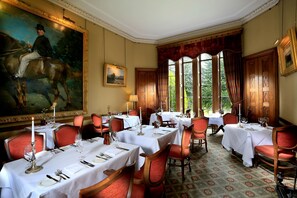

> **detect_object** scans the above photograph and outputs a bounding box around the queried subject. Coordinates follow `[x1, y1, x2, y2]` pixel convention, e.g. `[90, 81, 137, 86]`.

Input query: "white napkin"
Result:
[104, 148, 123, 157]
[63, 163, 84, 175]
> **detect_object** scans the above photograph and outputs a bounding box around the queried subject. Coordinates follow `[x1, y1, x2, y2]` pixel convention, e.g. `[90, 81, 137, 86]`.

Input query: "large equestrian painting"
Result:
[0, 0, 87, 123]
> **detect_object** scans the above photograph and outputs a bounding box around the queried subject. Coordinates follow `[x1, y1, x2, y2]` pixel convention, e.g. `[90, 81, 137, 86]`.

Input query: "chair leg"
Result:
[205, 139, 208, 152]
[181, 160, 185, 181]
[188, 157, 191, 172]
[274, 159, 279, 182]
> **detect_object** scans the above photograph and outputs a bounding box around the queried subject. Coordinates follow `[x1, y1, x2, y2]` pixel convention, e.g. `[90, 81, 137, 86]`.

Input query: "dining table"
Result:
[0, 137, 143, 198]
[103, 115, 140, 129]
[221, 123, 273, 167]
[26, 123, 64, 149]
[116, 125, 177, 154]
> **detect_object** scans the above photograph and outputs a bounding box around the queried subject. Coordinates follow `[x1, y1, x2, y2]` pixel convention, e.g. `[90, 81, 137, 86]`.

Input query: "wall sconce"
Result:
[129, 95, 138, 109]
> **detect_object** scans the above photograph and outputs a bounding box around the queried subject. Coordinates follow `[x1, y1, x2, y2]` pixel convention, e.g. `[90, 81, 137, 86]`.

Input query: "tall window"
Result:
[168, 60, 176, 111]
[168, 52, 231, 115]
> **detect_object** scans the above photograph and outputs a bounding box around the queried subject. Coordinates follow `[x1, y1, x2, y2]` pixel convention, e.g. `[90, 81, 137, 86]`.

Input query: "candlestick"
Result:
[139, 107, 142, 121]
[31, 117, 35, 143]
[25, 142, 43, 174]
[238, 103, 241, 115]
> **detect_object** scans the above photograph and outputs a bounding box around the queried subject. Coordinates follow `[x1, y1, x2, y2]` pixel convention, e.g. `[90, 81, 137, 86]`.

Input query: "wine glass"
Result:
[111, 132, 118, 146]
[24, 144, 32, 162]
[241, 117, 248, 124]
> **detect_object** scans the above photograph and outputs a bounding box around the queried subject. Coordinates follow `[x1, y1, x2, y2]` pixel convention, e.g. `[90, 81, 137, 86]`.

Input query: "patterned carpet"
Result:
[164, 130, 296, 198]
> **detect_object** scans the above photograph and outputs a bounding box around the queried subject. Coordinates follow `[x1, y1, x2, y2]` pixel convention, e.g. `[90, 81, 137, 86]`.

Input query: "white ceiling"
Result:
[49, 0, 279, 44]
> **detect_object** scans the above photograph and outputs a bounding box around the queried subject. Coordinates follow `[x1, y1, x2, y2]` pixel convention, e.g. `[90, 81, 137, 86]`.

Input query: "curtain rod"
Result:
[157, 27, 243, 49]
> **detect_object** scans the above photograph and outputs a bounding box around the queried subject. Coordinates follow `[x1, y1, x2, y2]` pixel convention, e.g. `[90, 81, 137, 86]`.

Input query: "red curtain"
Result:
[157, 30, 242, 111]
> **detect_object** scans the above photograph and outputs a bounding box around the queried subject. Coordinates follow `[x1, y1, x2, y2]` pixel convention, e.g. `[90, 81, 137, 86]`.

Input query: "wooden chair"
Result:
[79, 163, 136, 198]
[110, 117, 124, 132]
[53, 124, 80, 148]
[73, 115, 84, 129]
[132, 144, 171, 197]
[4, 131, 45, 161]
[156, 113, 177, 128]
[254, 125, 297, 181]
[214, 113, 238, 134]
[91, 113, 110, 135]
[168, 124, 194, 181]
[191, 117, 209, 152]
[129, 109, 138, 116]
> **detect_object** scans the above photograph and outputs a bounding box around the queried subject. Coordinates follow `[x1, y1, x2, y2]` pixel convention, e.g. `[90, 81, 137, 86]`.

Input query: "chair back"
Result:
[73, 115, 84, 129]
[129, 109, 138, 116]
[4, 131, 45, 161]
[91, 113, 103, 128]
[156, 114, 164, 125]
[79, 163, 135, 198]
[110, 117, 124, 132]
[273, 125, 297, 151]
[142, 144, 171, 187]
[53, 125, 80, 148]
[223, 113, 238, 125]
[181, 124, 194, 157]
[191, 117, 209, 138]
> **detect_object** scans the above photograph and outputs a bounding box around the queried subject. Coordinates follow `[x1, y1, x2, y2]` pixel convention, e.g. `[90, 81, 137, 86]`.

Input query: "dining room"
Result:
[1, 0, 297, 197]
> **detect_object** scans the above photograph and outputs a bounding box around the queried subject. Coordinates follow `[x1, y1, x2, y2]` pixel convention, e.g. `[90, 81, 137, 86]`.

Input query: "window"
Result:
[168, 52, 231, 116]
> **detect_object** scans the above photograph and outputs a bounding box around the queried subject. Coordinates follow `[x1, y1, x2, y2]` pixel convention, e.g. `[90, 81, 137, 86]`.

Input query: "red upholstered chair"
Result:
[73, 115, 84, 129]
[129, 109, 138, 116]
[191, 117, 209, 152]
[156, 114, 177, 128]
[254, 125, 297, 181]
[79, 163, 136, 198]
[215, 113, 238, 133]
[4, 131, 45, 161]
[53, 125, 80, 148]
[110, 117, 124, 132]
[132, 144, 171, 198]
[91, 113, 110, 135]
[168, 124, 194, 181]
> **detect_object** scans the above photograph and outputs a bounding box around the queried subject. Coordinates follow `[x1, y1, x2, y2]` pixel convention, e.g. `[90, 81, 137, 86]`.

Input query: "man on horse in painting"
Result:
[13, 24, 52, 79]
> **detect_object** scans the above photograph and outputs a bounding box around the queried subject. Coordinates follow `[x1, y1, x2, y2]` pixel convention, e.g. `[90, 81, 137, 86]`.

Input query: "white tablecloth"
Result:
[26, 123, 64, 149]
[221, 123, 273, 167]
[0, 138, 142, 198]
[117, 125, 177, 154]
[103, 115, 140, 129]
[208, 114, 224, 126]
[149, 112, 182, 125]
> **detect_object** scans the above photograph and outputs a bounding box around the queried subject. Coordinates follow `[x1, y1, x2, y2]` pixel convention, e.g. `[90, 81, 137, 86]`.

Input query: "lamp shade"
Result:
[129, 95, 138, 102]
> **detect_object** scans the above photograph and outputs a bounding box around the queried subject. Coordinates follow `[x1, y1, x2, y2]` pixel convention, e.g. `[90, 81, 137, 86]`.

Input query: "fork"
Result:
[55, 171, 66, 180]
[99, 152, 112, 159]
[57, 169, 70, 179]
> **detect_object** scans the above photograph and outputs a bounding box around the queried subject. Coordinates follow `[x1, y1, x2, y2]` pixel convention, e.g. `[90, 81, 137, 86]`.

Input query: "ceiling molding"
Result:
[48, 0, 279, 45]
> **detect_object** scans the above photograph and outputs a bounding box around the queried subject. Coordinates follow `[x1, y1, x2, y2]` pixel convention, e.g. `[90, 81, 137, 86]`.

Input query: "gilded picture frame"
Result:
[0, 0, 88, 124]
[277, 27, 297, 76]
[104, 64, 127, 87]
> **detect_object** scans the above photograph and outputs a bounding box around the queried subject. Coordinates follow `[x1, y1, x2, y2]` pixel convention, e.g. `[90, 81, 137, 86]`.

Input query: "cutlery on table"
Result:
[116, 146, 129, 151]
[96, 155, 108, 160]
[80, 160, 95, 167]
[55, 171, 66, 180]
[57, 169, 70, 179]
[46, 174, 60, 182]
[99, 152, 112, 159]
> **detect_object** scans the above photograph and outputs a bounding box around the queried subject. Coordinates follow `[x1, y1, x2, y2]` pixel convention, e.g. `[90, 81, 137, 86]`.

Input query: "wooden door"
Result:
[135, 68, 158, 125]
[243, 48, 279, 125]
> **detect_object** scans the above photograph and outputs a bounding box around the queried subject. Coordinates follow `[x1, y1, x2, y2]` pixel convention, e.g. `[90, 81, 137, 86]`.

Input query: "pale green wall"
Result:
[243, 0, 297, 124]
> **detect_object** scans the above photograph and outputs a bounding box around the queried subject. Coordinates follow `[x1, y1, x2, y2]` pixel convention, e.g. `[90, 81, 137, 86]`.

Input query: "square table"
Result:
[0, 138, 142, 198]
[221, 123, 273, 167]
[116, 125, 177, 154]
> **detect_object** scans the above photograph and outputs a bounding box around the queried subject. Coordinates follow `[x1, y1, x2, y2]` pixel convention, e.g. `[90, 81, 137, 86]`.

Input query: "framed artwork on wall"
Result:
[277, 27, 297, 76]
[104, 64, 127, 87]
[0, 0, 88, 124]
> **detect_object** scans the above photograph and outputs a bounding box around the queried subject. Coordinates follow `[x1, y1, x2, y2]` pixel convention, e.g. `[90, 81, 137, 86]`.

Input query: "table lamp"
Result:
[129, 95, 138, 109]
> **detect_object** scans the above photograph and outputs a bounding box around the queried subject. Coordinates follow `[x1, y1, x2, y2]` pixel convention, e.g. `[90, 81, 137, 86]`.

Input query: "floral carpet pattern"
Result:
[164, 130, 295, 198]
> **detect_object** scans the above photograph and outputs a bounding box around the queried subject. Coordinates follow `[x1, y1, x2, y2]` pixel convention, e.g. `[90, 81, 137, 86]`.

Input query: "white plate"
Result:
[93, 158, 105, 163]
[39, 177, 58, 187]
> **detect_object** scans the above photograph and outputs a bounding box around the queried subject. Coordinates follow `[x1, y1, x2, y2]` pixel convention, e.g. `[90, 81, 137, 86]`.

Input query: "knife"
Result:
[80, 160, 95, 167]
[46, 174, 59, 182]
[116, 146, 129, 151]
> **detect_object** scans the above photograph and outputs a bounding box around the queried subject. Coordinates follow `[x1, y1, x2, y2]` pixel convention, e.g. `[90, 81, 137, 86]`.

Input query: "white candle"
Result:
[31, 117, 35, 143]
[239, 103, 241, 115]
[53, 106, 56, 117]
[139, 107, 142, 121]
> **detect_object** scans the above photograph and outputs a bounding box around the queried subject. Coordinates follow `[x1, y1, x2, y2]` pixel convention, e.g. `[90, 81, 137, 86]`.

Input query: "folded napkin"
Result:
[63, 163, 84, 175]
[104, 148, 123, 157]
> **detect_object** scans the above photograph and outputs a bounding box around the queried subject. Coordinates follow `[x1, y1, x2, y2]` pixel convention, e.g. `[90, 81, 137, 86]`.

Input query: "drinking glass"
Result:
[111, 132, 118, 146]
[24, 144, 32, 163]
